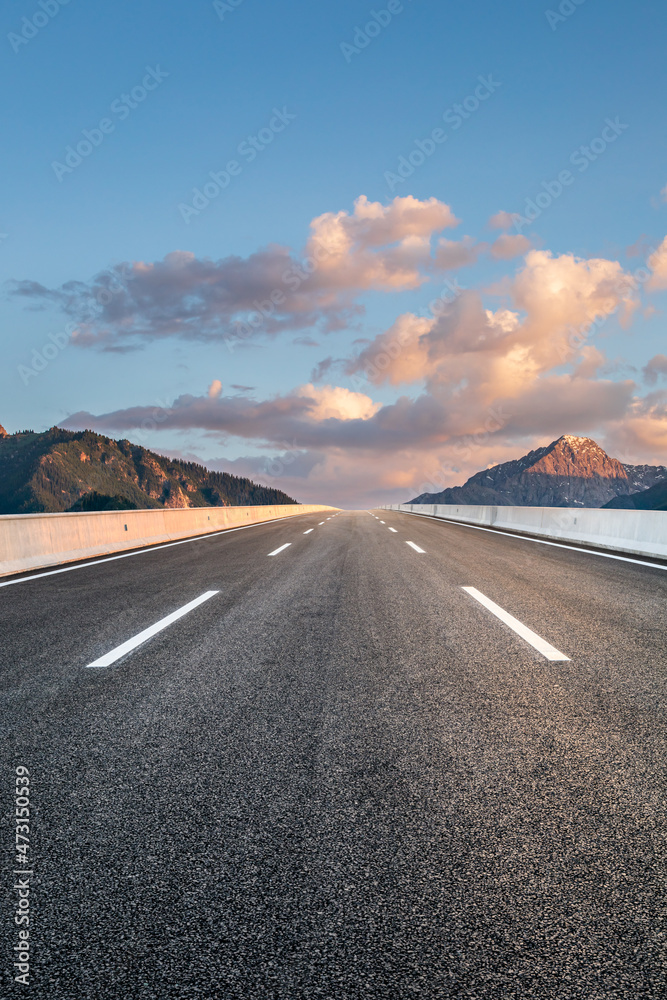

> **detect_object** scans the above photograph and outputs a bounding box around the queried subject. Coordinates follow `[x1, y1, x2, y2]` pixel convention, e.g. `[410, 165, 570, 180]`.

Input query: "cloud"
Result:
[8, 195, 466, 351]
[512, 250, 638, 351]
[434, 236, 481, 269]
[60, 363, 661, 508]
[625, 235, 652, 258]
[642, 354, 667, 385]
[647, 236, 667, 290]
[74, 246, 644, 471]
[310, 356, 339, 382]
[207, 449, 325, 483]
[490, 233, 532, 260]
[309, 194, 459, 252]
[661, 184, 667, 203]
[62, 383, 384, 450]
[498, 377, 634, 437]
[293, 383, 381, 421]
[572, 345, 607, 379]
[488, 210, 515, 230]
[344, 250, 638, 400]
[292, 335, 319, 346]
[36, 199, 667, 503]
[61, 368, 635, 457]
[209, 446, 466, 507]
[344, 311, 439, 387]
[603, 391, 667, 464]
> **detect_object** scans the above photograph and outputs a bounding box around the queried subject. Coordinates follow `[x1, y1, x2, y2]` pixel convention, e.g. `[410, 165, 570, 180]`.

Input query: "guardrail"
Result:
[381, 503, 667, 562]
[0, 504, 339, 578]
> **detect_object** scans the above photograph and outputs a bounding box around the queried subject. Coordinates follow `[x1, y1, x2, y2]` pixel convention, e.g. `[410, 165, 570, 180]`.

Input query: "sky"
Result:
[2, 0, 667, 507]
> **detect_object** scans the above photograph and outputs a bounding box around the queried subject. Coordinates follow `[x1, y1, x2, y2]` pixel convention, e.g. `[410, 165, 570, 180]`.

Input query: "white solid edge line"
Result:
[395, 510, 667, 572]
[462, 586, 570, 662]
[268, 543, 292, 556]
[406, 541, 426, 553]
[388, 527, 398, 533]
[303, 529, 314, 534]
[0, 513, 314, 590]
[87, 590, 219, 668]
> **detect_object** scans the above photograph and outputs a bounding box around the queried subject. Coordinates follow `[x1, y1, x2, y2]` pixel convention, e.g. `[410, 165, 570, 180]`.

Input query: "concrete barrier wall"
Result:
[0, 504, 338, 578]
[381, 503, 667, 561]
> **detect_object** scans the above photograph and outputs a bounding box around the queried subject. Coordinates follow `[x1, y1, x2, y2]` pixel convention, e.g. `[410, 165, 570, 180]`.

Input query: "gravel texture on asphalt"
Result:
[1, 509, 666, 998]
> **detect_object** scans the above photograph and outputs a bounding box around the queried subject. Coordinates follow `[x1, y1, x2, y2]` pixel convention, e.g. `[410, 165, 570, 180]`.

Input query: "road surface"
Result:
[2, 508, 666, 999]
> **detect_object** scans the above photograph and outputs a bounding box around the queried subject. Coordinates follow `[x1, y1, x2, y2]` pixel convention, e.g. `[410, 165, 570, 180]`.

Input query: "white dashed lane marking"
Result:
[462, 586, 570, 662]
[268, 543, 292, 557]
[86, 591, 219, 669]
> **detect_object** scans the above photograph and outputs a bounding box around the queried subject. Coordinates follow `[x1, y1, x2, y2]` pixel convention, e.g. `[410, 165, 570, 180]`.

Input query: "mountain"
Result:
[68, 491, 139, 512]
[602, 479, 667, 511]
[0, 426, 297, 514]
[410, 435, 667, 508]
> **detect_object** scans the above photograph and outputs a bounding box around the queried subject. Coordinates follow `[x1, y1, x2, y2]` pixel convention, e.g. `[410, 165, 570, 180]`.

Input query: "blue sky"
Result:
[2, 0, 667, 505]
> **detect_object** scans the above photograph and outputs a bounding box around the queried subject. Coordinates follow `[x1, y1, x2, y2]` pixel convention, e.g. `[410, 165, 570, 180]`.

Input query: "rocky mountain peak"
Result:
[553, 434, 604, 455]
[0, 424, 8, 438]
[530, 435, 627, 481]
[410, 434, 667, 508]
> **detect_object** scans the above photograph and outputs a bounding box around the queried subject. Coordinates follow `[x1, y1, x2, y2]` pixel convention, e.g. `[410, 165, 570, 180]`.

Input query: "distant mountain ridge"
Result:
[0, 426, 296, 514]
[411, 435, 667, 509]
[603, 478, 667, 511]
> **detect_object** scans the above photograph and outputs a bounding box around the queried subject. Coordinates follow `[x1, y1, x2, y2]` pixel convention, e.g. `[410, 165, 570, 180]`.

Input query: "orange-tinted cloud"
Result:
[647, 237, 667, 290]
[49, 203, 667, 503]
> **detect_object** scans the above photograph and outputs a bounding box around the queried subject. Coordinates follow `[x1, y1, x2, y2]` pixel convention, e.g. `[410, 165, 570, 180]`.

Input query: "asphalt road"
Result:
[2, 508, 667, 999]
